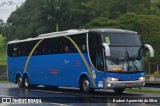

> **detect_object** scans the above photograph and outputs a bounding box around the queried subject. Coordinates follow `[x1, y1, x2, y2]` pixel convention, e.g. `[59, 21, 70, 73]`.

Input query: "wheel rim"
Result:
[18, 78, 22, 87]
[25, 77, 29, 87]
[83, 80, 89, 91]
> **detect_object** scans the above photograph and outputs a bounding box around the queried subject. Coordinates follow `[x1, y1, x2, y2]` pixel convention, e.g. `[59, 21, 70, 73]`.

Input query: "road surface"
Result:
[0, 83, 160, 106]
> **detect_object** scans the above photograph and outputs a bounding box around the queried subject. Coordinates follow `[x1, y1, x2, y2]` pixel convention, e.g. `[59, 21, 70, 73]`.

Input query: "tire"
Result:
[24, 76, 31, 89]
[17, 77, 24, 88]
[113, 88, 125, 94]
[80, 77, 94, 93]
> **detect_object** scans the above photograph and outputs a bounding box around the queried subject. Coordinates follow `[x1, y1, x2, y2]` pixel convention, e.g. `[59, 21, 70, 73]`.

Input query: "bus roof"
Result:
[8, 29, 89, 44]
[7, 28, 138, 44]
[90, 28, 137, 34]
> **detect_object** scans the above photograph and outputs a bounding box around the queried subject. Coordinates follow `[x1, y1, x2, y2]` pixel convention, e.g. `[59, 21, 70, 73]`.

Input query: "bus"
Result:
[7, 28, 154, 93]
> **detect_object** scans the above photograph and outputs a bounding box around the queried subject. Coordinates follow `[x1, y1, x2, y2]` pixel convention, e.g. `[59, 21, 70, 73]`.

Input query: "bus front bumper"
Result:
[105, 80, 145, 89]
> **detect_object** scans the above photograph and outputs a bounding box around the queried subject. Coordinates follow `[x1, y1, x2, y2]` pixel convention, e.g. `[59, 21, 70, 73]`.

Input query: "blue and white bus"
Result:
[7, 29, 154, 93]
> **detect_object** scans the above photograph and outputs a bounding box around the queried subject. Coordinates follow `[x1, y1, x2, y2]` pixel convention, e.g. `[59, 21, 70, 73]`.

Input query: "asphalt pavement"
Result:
[0, 83, 160, 106]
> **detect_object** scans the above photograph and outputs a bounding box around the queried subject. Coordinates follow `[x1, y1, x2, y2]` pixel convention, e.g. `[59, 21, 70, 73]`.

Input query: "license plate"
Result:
[125, 83, 132, 87]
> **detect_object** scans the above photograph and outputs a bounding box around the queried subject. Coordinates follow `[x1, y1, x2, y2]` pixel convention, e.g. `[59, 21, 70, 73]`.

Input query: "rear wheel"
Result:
[113, 88, 125, 94]
[80, 77, 94, 93]
[17, 77, 24, 88]
[24, 76, 31, 89]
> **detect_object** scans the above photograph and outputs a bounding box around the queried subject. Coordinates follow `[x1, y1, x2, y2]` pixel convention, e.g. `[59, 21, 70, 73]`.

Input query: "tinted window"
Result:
[70, 34, 87, 53]
[104, 33, 141, 46]
[7, 44, 13, 57]
[7, 33, 87, 57]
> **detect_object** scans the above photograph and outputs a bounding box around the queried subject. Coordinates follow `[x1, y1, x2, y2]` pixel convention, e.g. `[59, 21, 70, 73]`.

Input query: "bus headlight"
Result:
[107, 77, 119, 81]
[138, 77, 145, 81]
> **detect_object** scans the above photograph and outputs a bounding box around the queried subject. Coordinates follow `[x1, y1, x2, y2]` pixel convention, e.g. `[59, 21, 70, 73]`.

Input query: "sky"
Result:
[0, 0, 25, 22]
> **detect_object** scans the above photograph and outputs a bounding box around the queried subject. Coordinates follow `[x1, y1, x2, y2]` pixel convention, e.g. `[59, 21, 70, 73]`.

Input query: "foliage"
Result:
[1, 0, 153, 40]
[1, 0, 160, 64]
[137, 15, 160, 63]
[125, 88, 160, 94]
[153, 71, 159, 76]
[0, 35, 6, 65]
[107, 0, 150, 19]
[0, 35, 6, 49]
[0, 19, 4, 35]
[3, 0, 45, 40]
[0, 51, 6, 65]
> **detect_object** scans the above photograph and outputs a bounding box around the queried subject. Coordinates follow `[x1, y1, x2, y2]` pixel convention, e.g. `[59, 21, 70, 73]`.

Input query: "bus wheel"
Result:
[24, 76, 30, 89]
[17, 77, 24, 88]
[113, 88, 125, 94]
[80, 77, 94, 93]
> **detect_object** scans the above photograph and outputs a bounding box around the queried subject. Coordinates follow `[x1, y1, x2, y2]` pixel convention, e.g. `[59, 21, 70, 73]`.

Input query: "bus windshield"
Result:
[104, 33, 141, 46]
[104, 33, 144, 72]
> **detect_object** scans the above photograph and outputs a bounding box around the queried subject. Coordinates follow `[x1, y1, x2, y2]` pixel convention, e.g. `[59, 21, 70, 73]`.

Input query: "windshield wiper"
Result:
[131, 60, 139, 72]
[125, 48, 139, 72]
[125, 48, 130, 71]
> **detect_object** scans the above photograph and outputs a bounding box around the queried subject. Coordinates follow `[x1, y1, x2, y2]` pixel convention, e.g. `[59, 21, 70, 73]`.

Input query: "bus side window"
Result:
[7, 44, 13, 57]
[43, 39, 50, 54]
[49, 38, 54, 54]
[19, 44, 23, 56]
[70, 34, 86, 53]
[64, 41, 69, 53]
[82, 45, 86, 52]
[49, 37, 62, 54]
[64, 46, 69, 52]
[13, 44, 18, 56]
[23, 46, 27, 56]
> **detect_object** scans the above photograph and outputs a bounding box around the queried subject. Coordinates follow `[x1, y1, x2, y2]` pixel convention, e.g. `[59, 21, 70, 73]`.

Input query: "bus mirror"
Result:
[144, 44, 154, 57]
[102, 43, 110, 57]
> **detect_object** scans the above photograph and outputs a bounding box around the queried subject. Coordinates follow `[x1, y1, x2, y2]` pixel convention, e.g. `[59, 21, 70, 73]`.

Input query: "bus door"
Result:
[88, 32, 106, 88]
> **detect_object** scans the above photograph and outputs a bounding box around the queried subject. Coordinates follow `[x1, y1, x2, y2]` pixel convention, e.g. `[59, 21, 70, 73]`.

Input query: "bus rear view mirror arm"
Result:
[102, 43, 110, 57]
[144, 44, 154, 57]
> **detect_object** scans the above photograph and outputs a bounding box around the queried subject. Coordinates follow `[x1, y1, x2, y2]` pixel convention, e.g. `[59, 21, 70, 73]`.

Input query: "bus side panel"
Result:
[8, 53, 93, 88]
[59, 53, 90, 87]
[7, 56, 26, 83]
[25, 53, 90, 87]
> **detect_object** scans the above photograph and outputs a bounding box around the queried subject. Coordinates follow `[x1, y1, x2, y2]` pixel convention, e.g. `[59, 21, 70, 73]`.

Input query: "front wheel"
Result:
[113, 88, 125, 94]
[80, 77, 94, 93]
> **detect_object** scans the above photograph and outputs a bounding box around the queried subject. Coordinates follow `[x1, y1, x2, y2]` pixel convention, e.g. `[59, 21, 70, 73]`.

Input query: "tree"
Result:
[37, 0, 70, 32]
[0, 19, 4, 34]
[2, 0, 156, 41]
[107, 0, 150, 19]
[150, 0, 160, 15]
[6, 0, 45, 40]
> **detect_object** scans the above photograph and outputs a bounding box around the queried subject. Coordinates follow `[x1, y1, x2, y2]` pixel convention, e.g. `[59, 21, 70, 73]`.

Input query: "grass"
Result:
[0, 51, 6, 65]
[125, 88, 160, 94]
[0, 35, 6, 65]
[0, 80, 13, 84]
